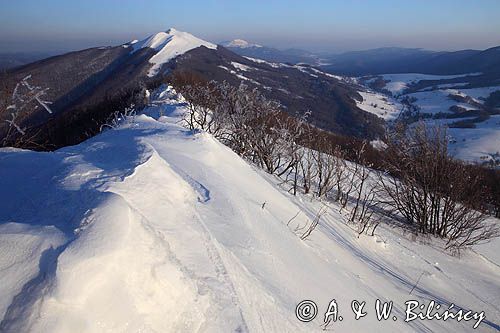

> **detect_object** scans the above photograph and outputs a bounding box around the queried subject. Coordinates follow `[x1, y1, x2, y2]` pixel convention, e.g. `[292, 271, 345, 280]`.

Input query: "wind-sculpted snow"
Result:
[0, 89, 499, 332]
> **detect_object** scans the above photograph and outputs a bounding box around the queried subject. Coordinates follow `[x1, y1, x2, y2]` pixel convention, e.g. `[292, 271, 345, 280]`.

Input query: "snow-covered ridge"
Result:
[133, 28, 217, 77]
[1, 86, 499, 332]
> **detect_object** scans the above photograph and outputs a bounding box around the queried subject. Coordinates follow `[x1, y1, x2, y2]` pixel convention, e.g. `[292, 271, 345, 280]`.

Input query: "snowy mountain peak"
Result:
[224, 39, 262, 48]
[133, 28, 217, 77]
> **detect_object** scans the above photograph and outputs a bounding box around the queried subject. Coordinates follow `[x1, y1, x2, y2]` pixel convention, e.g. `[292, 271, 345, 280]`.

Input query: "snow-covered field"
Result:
[0, 87, 499, 332]
[447, 115, 500, 163]
[360, 73, 500, 164]
[373, 74, 498, 114]
[403, 86, 500, 116]
[405, 87, 499, 163]
[407, 89, 476, 115]
[461, 86, 500, 102]
[377, 73, 482, 96]
[355, 90, 402, 120]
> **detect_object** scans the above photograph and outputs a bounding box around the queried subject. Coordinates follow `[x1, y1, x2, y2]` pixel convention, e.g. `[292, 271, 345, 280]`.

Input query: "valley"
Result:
[358, 73, 500, 165]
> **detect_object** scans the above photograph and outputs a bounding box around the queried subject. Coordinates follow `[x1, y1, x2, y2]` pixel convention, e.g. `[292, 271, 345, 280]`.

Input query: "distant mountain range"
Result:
[223, 41, 500, 79]
[222, 39, 321, 65]
[5, 40, 499, 79]
[320, 46, 500, 77]
[0, 52, 56, 70]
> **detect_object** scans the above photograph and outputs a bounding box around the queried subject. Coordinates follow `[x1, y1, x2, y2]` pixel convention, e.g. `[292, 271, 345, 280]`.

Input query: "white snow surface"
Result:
[442, 115, 500, 163]
[0, 87, 499, 332]
[460, 85, 500, 101]
[134, 28, 217, 77]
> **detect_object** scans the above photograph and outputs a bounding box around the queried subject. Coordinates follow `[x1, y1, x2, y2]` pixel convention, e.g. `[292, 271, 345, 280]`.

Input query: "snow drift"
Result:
[0, 87, 499, 332]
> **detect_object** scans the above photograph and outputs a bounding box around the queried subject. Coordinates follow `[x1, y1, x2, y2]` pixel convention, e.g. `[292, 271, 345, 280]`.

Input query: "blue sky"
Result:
[1, 0, 499, 53]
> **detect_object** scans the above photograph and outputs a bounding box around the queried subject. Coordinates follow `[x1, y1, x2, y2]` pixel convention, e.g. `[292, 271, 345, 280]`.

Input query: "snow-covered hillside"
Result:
[0, 87, 499, 332]
[355, 90, 402, 121]
[133, 28, 217, 77]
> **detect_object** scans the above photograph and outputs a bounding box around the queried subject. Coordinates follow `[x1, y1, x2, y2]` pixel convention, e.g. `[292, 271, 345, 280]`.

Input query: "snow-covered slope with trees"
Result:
[0, 87, 499, 332]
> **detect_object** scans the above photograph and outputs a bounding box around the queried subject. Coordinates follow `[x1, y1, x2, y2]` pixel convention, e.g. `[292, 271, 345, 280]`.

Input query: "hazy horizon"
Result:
[1, 0, 500, 54]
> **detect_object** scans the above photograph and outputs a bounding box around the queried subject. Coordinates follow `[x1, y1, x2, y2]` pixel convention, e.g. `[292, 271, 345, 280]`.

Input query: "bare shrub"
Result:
[379, 122, 499, 252]
[300, 206, 327, 240]
[175, 75, 309, 176]
[99, 105, 136, 132]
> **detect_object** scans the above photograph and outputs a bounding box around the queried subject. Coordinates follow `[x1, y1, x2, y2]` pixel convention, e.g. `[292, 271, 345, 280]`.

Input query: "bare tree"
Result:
[274, 111, 310, 178]
[299, 147, 318, 195]
[332, 149, 349, 202]
[1, 75, 53, 147]
[339, 161, 358, 210]
[311, 137, 337, 198]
